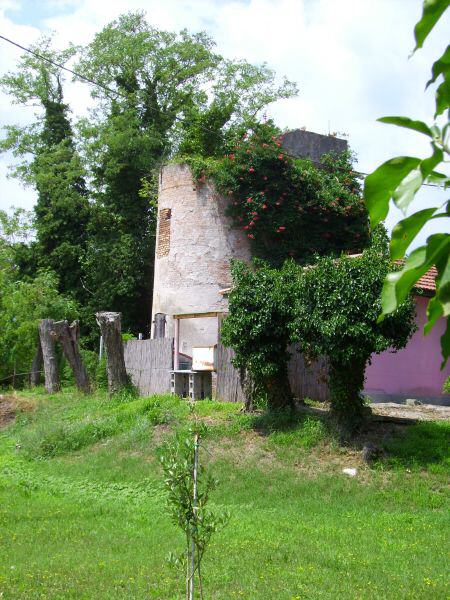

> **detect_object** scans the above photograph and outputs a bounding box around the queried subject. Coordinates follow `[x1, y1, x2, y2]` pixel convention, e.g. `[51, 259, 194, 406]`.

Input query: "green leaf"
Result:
[425, 295, 443, 334]
[439, 318, 450, 369]
[379, 233, 450, 317]
[435, 77, 450, 116]
[390, 207, 439, 260]
[378, 116, 433, 137]
[364, 156, 421, 227]
[426, 44, 450, 88]
[414, 0, 450, 51]
[426, 170, 450, 186]
[420, 145, 444, 178]
[436, 251, 450, 316]
[392, 168, 423, 213]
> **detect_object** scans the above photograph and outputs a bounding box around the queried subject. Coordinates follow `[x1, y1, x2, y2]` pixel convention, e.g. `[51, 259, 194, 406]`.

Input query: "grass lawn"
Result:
[0, 388, 448, 599]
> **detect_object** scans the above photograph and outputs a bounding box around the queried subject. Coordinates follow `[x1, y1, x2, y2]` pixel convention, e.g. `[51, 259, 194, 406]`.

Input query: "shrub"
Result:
[188, 120, 369, 267]
[290, 240, 416, 434]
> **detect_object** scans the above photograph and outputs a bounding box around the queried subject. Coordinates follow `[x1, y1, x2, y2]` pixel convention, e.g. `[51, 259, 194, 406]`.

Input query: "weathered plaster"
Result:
[151, 163, 251, 355]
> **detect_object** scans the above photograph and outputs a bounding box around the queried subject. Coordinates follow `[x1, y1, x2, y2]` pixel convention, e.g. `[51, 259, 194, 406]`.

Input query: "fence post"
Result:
[153, 313, 166, 339]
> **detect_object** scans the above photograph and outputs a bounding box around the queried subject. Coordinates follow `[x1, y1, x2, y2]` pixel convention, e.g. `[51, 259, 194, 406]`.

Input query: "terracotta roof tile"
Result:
[415, 265, 437, 293]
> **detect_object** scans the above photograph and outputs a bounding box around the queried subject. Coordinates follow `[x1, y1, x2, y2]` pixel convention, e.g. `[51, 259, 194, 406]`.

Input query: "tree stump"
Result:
[39, 319, 60, 394]
[52, 320, 91, 394]
[30, 340, 43, 387]
[95, 312, 128, 395]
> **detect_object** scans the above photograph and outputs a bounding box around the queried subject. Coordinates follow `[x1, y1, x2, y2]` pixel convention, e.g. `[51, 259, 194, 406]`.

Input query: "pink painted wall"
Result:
[364, 295, 449, 399]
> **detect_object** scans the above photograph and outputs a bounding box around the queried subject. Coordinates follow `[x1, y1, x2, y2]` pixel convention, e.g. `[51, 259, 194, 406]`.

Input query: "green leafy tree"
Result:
[0, 37, 90, 301]
[364, 0, 450, 366]
[290, 230, 416, 433]
[222, 229, 416, 429]
[0, 270, 79, 386]
[160, 426, 228, 599]
[0, 208, 37, 281]
[221, 259, 296, 410]
[75, 12, 297, 336]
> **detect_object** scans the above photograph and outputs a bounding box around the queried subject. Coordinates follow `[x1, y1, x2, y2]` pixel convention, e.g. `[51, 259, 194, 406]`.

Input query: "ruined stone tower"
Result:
[151, 130, 347, 358]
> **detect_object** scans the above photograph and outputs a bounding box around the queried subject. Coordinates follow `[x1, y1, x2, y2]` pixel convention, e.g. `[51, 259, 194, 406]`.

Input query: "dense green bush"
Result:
[290, 241, 416, 433]
[0, 269, 78, 387]
[220, 259, 296, 410]
[223, 229, 416, 432]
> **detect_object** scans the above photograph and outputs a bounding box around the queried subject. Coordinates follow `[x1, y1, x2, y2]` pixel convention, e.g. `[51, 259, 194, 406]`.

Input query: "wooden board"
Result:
[123, 338, 173, 396]
[288, 345, 330, 402]
[216, 342, 245, 403]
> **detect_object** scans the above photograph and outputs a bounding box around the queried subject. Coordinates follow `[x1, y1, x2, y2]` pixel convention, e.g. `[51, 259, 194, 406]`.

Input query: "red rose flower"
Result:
[278, 226, 286, 232]
[249, 167, 255, 173]
[247, 198, 253, 203]
[243, 225, 249, 230]
[248, 233, 254, 239]
[262, 204, 268, 209]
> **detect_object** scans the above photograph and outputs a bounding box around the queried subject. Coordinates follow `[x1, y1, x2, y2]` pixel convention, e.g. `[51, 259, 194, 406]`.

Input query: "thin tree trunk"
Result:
[30, 340, 43, 387]
[329, 359, 369, 436]
[95, 312, 128, 395]
[39, 319, 60, 394]
[265, 361, 294, 412]
[240, 366, 257, 411]
[52, 320, 91, 394]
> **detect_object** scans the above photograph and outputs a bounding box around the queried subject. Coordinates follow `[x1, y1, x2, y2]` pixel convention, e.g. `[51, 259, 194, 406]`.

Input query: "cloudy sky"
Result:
[0, 0, 449, 246]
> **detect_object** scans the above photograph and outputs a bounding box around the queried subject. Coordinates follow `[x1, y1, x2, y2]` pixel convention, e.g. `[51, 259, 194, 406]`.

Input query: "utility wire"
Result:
[0, 32, 446, 189]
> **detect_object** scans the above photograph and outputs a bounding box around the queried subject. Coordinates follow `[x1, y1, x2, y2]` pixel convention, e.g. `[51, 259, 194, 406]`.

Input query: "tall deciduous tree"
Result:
[76, 12, 297, 337]
[0, 38, 90, 301]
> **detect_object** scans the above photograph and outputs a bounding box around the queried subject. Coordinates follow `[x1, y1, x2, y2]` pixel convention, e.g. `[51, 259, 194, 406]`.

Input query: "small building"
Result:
[364, 268, 449, 405]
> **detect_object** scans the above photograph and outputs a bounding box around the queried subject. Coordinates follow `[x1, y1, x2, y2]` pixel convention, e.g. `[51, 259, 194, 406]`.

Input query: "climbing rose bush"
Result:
[190, 121, 370, 266]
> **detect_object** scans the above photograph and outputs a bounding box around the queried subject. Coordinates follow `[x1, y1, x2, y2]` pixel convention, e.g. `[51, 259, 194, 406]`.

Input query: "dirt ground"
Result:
[0, 394, 36, 428]
[371, 402, 450, 422]
[0, 395, 16, 428]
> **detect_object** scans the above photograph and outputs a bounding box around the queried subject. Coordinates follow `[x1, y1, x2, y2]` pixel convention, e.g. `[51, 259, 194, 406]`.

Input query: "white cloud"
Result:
[0, 0, 449, 247]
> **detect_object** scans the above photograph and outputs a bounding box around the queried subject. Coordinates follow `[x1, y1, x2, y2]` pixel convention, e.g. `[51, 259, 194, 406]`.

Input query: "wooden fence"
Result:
[123, 338, 173, 396]
[288, 345, 329, 402]
[123, 337, 329, 402]
[215, 341, 329, 403]
[216, 343, 245, 403]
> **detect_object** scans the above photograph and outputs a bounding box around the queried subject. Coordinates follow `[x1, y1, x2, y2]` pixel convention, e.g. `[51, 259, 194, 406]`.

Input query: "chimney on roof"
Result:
[281, 129, 347, 163]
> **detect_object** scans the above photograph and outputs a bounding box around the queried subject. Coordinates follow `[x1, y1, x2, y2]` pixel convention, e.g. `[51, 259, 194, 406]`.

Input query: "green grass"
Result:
[0, 388, 449, 599]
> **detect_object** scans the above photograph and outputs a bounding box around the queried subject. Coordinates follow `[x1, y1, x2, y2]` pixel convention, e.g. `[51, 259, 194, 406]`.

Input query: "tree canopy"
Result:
[0, 12, 298, 344]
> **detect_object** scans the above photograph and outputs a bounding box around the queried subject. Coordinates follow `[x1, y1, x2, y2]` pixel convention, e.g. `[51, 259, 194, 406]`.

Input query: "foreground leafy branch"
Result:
[363, 0, 450, 366]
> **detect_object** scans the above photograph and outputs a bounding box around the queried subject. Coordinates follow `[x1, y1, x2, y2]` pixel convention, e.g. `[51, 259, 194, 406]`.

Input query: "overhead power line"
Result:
[0, 32, 446, 189]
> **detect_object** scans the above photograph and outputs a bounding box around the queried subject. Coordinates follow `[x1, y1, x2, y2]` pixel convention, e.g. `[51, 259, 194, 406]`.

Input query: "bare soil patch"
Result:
[0, 394, 36, 428]
[371, 402, 450, 422]
[0, 395, 15, 428]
